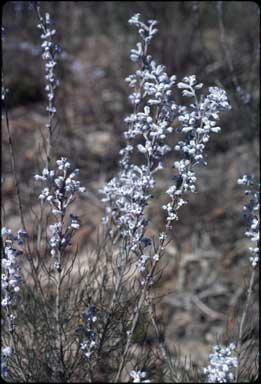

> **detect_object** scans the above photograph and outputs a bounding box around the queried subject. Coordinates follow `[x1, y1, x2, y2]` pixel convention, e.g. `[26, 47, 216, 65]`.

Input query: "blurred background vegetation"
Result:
[2, 1, 259, 369]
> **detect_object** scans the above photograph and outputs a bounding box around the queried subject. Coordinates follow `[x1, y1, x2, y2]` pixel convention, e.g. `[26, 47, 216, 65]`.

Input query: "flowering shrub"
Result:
[1, 4, 259, 383]
[101, 13, 231, 280]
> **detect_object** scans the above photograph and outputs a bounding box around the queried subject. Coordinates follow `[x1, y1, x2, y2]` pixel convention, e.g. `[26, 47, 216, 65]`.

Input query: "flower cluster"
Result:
[101, 14, 231, 281]
[80, 306, 98, 359]
[1, 227, 27, 315]
[203, 343, 238, 383]
[101, 14, 178, 272]
[137, 254, 150, 272]
[34, 158, 85, 268]
[163, 76, 231, 226]
[238, 174, 260, 268]
[1, 227, 27, 378]
[129, 370, 150, 383]
[37, 11, 59, 118]
[101, 164, 154, 250]
[137, 253, 160, 273]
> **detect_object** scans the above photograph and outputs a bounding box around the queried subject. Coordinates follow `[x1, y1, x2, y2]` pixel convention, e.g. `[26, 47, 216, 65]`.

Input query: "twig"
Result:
[217, 1, 240, 92]
[2, 78, 26, 231]
[235, 268, 256, 382]
[149, 301, 178, 382]
[114, 259, 158, 382]
[191, 295, 225, 320]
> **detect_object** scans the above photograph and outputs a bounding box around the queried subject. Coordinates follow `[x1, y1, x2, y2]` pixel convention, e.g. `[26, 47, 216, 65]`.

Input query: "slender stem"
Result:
[235, 268, 256, 382]
[3, 91, 26, 231]
[114, 259, 158, 382]
[55, 258, 66, 381]
[217, 1, 239, 91]
[97, 240, 129, 356]
[5, 305, 28, 381]
[149, 303, 178, 382]
[114, 288, 146, 382]
[55, 203, 66, 381]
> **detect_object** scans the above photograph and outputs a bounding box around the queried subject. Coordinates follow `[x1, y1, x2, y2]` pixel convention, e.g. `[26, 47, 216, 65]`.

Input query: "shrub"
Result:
[1, 4, 259, 383]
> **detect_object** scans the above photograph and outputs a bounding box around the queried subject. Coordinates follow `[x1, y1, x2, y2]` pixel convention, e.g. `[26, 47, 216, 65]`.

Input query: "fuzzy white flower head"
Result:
[128, 13, 141, 26]
[2, 347, 12, 357]
[129, 370, 150, 383]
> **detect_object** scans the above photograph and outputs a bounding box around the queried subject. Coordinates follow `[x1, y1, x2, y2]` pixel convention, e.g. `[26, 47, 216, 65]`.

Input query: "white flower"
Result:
[203, 343, 238, 383]
[2, 347, 12, 357]
[1, 227, 11, 236]
[1, 298, 9, 307]
[129, 370, 150, 383]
